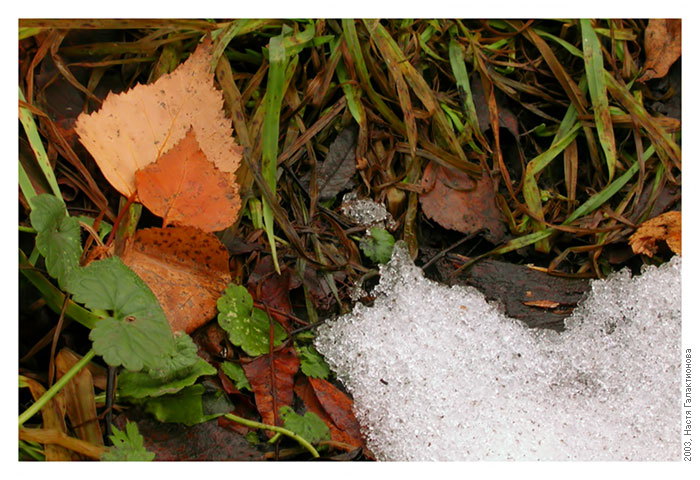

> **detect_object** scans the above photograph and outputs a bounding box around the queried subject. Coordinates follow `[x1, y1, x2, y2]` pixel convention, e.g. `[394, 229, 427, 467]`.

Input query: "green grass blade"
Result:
[448, 36, 486, 148]
[522, 123, 582, 251]
[19, 87, 62, 202]
[365, 20, 470, 167]
[19, 161, 38, 208]
[581, 19, 617, 183]
[261, 34, 290, 275]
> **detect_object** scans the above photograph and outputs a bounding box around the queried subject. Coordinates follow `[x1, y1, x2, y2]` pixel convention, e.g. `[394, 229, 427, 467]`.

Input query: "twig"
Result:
[223, 413, 320, 458]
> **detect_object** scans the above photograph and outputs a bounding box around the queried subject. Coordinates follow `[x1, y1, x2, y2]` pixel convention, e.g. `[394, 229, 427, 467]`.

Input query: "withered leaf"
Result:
[135, 128, 240, 232]
[294, 376, 364, 449]
[638, 19, 682, 83]
[317, 125, 358, 200]
[55, 348, 103, 447]
[308, 377, 363, 447]
[242, 346, 299, 434]
[629, 210, 681, 257]
[75, 36, 242, 197]
[120, 226, 231, 334]
[419, 162, 507, 243]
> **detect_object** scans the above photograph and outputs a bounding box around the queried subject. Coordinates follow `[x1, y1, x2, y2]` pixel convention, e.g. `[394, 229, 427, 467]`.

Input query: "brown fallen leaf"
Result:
[55, 348, 103, 448]
[308, 377, 363, 446]
[75, 35, 242, 197]
[242, 346, 299, 436]
[120, 226, 231, 334]
[247, 255, 293, 329]
[135, 128, 240, 232]
[638, 19, 682, 83]
[295, 376, 364, 449]
[522, 300, 561, 309]
[419, 161, 507, 243]
[629, 210, 681, 257]
[21, 375, 78, 460]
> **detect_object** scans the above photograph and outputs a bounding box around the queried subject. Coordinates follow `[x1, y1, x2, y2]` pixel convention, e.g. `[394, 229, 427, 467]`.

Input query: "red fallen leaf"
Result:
[295, 376, 364, 449]
[135, 128, 240, 232]
[419, 161, 507, 243]
[308, 377, 363, 446]
[120, 226, 231, 334]
[247, 255, 293, 329]
[242, 346, 299, 435]
[638, 19, 682, 83]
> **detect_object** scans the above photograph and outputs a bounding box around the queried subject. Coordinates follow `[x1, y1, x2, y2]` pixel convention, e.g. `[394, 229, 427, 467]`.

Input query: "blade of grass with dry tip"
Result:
[19, 88, 62, 202]
[19, 162, 38, 208]
[374, 29, 418, 158]
[604, 70, 681, 170]
[261, 33, 291, 274]
[478, 146, 653, 260]
[335, 42, 365, 127]
[341, 20, 404, 134]
[523, 123, 582, 252]
[365, 20, 472, 169]
[581, 19, 617, 183]
[448, 36, 487, 150]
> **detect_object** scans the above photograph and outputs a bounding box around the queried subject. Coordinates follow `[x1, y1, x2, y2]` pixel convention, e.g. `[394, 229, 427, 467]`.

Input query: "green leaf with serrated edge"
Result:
[359, 227, 395, 264]
[101, 421, 155, 461]
[118, 357, 216, 399]
[138, 385, 222, 426]
[279, 406, 330, 445]
[221, 361, 251, 391]
[297, 344, 330, 379]
[66, 257, 176, 372]
[147, 333, 199, 379]
[29, 194, 82, 289]
[217, 284, 287, 356]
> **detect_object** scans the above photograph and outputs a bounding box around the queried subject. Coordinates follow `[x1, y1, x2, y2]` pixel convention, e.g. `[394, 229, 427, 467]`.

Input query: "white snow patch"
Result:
[315, 243, 681, 461]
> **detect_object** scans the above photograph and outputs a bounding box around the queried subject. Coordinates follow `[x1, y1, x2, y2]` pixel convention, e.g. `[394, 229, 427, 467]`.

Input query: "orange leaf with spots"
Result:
[629, 211, 681, 257]
[75, 35, 242, 197]
[119, 226, 231, 334]
[135, 128, 240, 231]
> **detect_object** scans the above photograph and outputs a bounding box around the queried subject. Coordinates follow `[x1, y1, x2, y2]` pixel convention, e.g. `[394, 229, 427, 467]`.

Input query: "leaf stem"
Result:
[19, 349, 97, 426]
[223, 413, 320, 458]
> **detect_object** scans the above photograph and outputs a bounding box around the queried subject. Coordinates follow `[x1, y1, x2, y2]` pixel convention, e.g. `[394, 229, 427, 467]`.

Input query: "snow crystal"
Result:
[341, 192, 397, 231]
[315, 243, 682, 461]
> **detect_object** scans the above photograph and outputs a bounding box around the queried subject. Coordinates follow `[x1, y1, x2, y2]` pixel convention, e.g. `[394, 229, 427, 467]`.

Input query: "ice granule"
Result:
[315, 243, 681, 461]
[341, 192, 397, 231]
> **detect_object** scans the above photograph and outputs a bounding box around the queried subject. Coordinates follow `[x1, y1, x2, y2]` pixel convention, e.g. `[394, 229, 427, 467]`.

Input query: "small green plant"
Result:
[359, 227, 395, 264]
[101, 421, 155, 461]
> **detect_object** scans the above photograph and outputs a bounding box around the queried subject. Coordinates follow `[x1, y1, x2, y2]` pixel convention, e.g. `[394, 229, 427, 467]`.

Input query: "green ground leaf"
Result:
[66, 257, 176, 372]
[139, 385, 228, 426]
[221, 361, 252, 391]
[118, 356, 216, 399]
[359, 227, 395, 264]
[147, 333, 201, 379]
[297, 344, 330, 379]
[217, 284, 287, 357]
[279, 406, 330, 445]
[101, 421, 155, 461]
[29, 194, 82, 289]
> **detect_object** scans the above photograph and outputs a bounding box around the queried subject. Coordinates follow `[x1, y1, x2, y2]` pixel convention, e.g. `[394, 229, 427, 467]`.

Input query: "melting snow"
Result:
[315, 243, 681, 461]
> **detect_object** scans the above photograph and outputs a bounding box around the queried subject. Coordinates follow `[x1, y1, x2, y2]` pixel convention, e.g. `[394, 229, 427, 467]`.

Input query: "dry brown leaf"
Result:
[638, 19, 682, 83]
[55, 348, 103, 447]
[75, 36, 242, 197]
[120, 226, 231, 334]
[419, 162, 507, 243]
[135, 128, 240, 231]
[629, 211, 681, 257]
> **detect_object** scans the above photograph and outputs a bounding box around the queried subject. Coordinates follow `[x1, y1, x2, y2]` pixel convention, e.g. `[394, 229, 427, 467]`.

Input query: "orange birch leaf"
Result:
[120, 226, 231, 334]
[135, 128, 240, 231]
[629, 211, 681, 257]
[75, 36, 242, 197]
